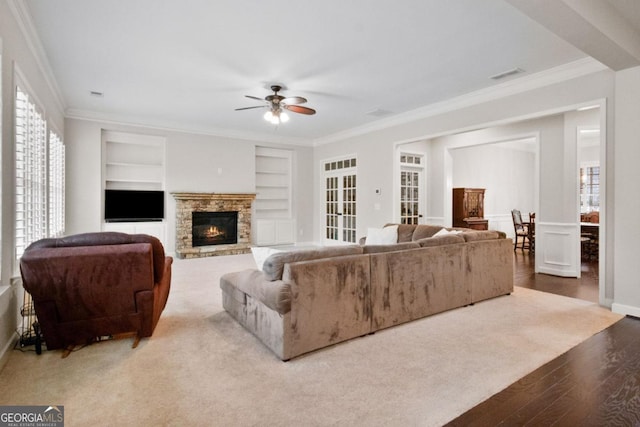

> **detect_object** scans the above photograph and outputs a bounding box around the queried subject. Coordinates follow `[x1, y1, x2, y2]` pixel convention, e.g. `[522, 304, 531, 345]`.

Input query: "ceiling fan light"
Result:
[280, 112, 289, 123]
[264, 111, 273, 122]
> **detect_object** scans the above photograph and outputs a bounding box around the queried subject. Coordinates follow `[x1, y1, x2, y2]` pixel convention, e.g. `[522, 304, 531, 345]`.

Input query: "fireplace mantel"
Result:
[172, 192, 256, 259]
[172, 192, 257, 202]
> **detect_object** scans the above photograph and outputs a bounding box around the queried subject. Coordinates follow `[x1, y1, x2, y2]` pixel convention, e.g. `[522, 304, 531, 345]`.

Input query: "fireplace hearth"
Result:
[192, 211, 238, 247]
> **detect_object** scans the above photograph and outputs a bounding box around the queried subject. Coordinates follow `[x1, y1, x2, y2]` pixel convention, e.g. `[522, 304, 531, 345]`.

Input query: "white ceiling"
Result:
[20, 0, 637, 144]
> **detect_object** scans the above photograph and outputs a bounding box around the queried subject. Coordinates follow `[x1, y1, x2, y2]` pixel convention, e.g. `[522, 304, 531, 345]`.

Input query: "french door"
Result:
[324, 157, 357, 244]
[399, 153, 425, 224]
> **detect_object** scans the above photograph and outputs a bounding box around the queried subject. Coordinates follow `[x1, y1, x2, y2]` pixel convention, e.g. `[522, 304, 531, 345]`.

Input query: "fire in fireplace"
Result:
[192, 211, 238, 247]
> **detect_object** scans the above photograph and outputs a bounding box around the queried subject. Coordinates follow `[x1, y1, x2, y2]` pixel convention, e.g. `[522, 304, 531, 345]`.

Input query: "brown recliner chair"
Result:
[20, 232, 172, 351]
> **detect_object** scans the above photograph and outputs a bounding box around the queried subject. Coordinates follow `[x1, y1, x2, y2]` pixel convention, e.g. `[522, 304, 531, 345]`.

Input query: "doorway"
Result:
[391, 101, 607, 305]
[399, 152, 426, 224]
[322, 156, 357, 244]
[577, 124, 601, 276]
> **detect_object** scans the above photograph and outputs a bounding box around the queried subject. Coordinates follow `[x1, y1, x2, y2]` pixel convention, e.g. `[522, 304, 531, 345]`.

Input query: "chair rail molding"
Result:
[485, 213, 514, 237]
[535, 222, 581, 277]
[425, 216, 445, 226]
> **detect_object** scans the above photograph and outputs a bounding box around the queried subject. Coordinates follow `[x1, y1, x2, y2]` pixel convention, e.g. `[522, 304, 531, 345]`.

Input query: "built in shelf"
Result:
[254, 147, 294, 245]
[255, 147, 292, 219]
[102, 130, 167, 220]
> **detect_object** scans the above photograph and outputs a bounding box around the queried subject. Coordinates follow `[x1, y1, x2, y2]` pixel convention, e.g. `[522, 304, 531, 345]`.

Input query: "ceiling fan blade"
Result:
[284, 105, 316, 115]
[282, 96, 307, 105]
[245, 95, 266, 102]
[235, 105, 267, 111]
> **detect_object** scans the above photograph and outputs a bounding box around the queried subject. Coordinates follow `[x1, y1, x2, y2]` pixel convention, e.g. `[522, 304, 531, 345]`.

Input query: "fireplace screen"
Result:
[192, 211, 238, 247]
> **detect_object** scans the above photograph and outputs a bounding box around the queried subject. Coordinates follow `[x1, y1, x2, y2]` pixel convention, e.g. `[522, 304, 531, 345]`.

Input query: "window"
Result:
[580, 165, 599, 213]
[15, 86, 65, 258]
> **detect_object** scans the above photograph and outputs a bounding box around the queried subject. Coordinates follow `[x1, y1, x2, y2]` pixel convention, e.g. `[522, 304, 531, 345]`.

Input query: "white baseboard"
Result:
[0, 336, 18, 373]
[537, 266, 579, 278]
[601, 298, 614, 309]
[611, 302, 640, 318]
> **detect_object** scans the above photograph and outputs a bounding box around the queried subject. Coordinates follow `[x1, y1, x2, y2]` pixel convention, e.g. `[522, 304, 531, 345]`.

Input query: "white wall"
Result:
[64, 118, 314, 254]
[313, 137, 396, 242]
[450, 143, 536, 236]
[428, 114, 566, 226]
[612, 66, 640, 317]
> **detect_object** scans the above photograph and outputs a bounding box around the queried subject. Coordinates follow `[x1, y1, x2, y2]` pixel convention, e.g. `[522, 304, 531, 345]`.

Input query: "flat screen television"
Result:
[105, 189, 164, 222]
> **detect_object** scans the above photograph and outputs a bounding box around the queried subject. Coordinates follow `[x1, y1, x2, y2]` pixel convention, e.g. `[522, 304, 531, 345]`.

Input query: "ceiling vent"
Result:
[365, 108, 393, 117]
[89, 91, 104, 97]
[490, 68, 524, 80]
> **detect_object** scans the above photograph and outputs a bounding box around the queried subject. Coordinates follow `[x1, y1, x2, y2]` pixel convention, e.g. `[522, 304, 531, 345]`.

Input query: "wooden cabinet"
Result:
[453, 188, 488, 230]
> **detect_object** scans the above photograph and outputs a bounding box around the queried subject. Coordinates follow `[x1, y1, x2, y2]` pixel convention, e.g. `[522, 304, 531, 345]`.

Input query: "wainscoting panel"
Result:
[536, 222, 579, 277]
[485, 214, 514, 237]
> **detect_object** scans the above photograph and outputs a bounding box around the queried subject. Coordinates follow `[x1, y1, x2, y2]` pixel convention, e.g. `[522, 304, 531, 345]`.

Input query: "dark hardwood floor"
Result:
[513, 250, 599, 303]
[446, 251, 640, 426]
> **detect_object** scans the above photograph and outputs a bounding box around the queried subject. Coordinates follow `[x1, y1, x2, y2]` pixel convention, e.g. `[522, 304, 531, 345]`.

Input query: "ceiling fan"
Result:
[235, 85, 316, 124]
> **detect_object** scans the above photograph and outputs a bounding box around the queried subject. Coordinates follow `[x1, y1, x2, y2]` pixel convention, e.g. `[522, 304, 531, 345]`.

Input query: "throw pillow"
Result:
[433, 228, 463, 237]
[366, 225, 398, 245]
[251, 247, 282, 271]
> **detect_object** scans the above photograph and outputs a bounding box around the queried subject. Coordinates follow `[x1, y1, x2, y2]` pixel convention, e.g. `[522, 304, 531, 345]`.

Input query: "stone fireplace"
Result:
[172, 192, 256, 259]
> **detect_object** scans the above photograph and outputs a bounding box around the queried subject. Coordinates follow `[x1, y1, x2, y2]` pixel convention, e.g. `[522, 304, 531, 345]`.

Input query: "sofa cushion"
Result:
[461, 230, 501, 242]
[433, 228, 463, 237]
[417, 234, 465, 247]
[389, 224, 418, 243]
[251, 247, 283, 271]
[262, 245, 364, 281]
[362, 242, 421, 254]
[365, 225, 398, 245]
[412, 224, 445, 241]
[220, 270, 291, 314]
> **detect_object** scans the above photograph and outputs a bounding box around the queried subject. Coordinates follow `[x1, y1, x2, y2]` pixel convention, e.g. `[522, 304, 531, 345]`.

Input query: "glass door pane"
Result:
[325, 176, 339, 241]
[342, 174, 357, 243]
[400, 170, 420, 224]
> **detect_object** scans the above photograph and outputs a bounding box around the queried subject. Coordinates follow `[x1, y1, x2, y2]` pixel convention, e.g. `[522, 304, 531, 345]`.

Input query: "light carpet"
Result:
[0, 254, 622, 426]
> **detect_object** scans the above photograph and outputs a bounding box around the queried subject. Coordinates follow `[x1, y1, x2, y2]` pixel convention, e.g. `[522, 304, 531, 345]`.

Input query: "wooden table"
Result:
[581, 222, 599, 260]
[581, 222, 599, 234]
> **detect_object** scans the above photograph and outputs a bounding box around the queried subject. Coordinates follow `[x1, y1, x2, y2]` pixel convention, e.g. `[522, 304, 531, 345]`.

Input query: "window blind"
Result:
[49, 130, 65, 237]
[15, 86, 63, 258]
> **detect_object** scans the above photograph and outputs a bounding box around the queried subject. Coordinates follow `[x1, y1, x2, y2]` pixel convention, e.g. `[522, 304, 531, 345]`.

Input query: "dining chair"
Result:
[528, 212, 535, 253]
[511, 209, 530, 251]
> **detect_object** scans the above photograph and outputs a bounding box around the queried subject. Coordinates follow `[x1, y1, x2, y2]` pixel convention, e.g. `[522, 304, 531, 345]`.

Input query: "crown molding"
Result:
[312, 57, 609, 146]
[8, 0, 67, 114]
[12, 0, 606, 149]
[65, 108, 313, 146]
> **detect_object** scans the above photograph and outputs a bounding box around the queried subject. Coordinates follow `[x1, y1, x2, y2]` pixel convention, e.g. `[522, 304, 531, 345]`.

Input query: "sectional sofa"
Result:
[220, 224, 514, 360]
